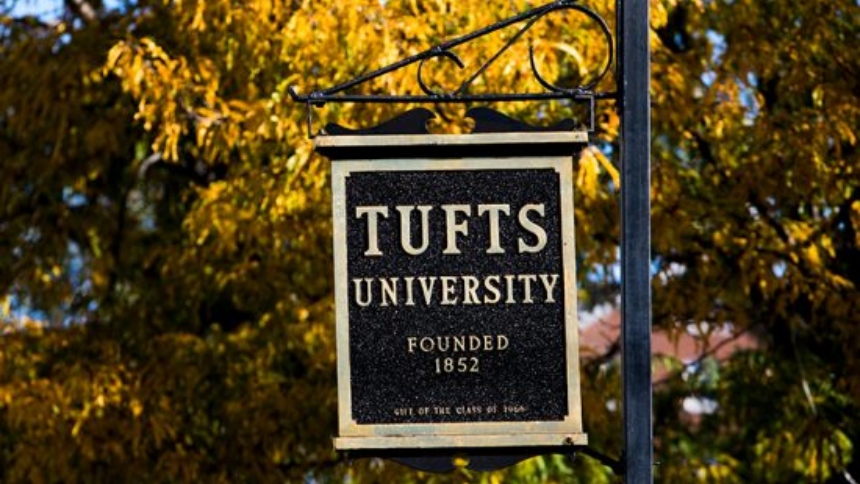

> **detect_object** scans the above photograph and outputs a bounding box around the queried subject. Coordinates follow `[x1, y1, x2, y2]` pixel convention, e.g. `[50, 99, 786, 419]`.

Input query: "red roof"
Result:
[579, 308, 759, 381]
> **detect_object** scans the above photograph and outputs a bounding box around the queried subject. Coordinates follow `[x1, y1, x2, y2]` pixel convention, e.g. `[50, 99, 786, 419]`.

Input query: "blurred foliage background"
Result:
[1, 0, 858, 482]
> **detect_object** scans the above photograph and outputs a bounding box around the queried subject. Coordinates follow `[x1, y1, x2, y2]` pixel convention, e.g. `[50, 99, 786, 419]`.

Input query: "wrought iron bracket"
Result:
[289, 0, 616, 136]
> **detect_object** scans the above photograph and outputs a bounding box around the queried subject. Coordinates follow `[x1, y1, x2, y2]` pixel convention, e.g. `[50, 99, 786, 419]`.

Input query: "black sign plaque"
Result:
[326, 133, 586, 450]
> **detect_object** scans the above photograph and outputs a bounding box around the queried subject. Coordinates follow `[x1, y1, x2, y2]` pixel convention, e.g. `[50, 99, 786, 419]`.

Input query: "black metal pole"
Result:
[619, 0, 652, 482]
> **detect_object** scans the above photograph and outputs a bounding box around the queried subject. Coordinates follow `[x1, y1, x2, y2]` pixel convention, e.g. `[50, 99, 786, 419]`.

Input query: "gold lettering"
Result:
[477, 204, 510, 254]
[352, 278, 373, 307]
[497, 334, 509, 350]
[380, 277, 399, 306]
[418, 276, 437, 305]
[539, 274, 559, 303]
[403, 276, 416, 306]
[469, 335, 482, 351]
[353, 273, 561, 307]
[442, 204, 471, 255]
[397, 205, 432, 255]
[437, 336, 451, 352]
[409, 334, 510, 354]
[483, 275, 501, 304]
[440, 276, 458, 305]
[518, 274, 537, 304]
[419, 337, 434, 352]
[462, 276, 481, 305]
[483, 334, 494, 350]
[517, 204, 547, 253]
[355, 206, 389, 256]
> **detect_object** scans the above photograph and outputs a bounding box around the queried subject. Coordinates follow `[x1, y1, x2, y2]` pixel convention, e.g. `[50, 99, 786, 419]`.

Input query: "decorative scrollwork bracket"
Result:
[289, 0, 616, 136]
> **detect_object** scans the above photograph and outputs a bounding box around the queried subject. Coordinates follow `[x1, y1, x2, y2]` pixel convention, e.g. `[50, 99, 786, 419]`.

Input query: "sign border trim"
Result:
[331, 156, 585, 449]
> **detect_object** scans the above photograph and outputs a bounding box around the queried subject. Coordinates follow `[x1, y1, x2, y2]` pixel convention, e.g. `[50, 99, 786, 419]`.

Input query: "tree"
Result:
[649, 1, 859, 481]
[1, 0, 858, 482]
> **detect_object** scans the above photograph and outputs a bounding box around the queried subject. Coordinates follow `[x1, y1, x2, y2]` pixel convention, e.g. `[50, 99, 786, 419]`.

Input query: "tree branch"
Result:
[653, 325, 755, 388]
[64, 0, 98, 24]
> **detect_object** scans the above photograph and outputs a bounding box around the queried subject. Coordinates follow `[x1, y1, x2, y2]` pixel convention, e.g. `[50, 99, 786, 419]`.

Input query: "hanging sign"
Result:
[320, 129, 587, 450]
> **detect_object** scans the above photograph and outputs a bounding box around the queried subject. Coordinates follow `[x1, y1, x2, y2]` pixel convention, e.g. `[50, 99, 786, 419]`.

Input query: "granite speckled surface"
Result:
[345, 168, 569, 425]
